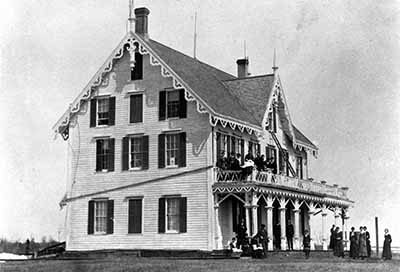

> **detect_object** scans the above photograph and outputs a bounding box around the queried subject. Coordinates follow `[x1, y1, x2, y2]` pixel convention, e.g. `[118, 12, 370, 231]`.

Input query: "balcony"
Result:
[213, 167, 349, 200]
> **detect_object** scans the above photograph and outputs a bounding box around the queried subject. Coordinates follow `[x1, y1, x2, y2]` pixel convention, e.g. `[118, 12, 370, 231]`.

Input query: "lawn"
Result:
[1, 255, 399, 272]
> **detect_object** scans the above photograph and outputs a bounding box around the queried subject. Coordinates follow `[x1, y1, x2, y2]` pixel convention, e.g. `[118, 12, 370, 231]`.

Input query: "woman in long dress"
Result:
[358, 226, 368, 259]
[349, 227, 359, 259]
[382, 228, 392, 260]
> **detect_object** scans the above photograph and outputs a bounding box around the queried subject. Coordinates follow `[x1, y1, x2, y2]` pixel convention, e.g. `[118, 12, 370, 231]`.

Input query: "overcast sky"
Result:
[1, 0, 399, 245]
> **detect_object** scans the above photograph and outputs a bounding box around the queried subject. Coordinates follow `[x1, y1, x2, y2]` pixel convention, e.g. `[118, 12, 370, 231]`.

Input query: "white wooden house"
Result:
[54, 7, 353, 252]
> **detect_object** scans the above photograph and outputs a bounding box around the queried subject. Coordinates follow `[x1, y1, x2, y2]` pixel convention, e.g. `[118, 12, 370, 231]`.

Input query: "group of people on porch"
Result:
[216, 150, 277, 175]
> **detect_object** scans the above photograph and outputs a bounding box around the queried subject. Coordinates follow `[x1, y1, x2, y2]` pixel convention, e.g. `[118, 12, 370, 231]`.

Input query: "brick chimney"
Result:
[236, 58, 249, 78]
[135, 7, 150, 39]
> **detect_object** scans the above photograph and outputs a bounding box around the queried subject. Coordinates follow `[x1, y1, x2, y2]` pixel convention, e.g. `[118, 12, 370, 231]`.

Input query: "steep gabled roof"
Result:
[144, 38, 260, 127]
[223, 75, 275, 125]
[292, 125, 318, 150]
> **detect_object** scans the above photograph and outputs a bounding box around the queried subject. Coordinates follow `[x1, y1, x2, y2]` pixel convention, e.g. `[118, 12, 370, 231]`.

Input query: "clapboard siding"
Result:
[66, 51, 213, 251]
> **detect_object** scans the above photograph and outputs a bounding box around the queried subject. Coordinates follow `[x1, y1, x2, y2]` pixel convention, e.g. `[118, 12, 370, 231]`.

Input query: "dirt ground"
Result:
[1, 255, 399, 272]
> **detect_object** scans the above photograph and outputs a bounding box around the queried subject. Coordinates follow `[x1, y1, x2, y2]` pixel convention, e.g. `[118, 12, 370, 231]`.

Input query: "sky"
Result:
[0, 0, 399, 246]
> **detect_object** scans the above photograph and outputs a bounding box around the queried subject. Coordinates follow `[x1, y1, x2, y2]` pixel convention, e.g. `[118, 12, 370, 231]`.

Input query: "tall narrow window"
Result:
[166, 90, 180, 118]
[166, 134, 179, 167]
[130, 52, 143, 80]
[94, 201, 107, 234]
[279, 149, 289, 176]
[130, 137, 143, 169]
[97, 98, 110, 126]
[128, 198, 143, 234]
[129, 94, 143, 123]
[96, 138, 115, 172]
[166, 198, 180, 232]
[296, 156, 303, 179]
[266, 145, 277, 160]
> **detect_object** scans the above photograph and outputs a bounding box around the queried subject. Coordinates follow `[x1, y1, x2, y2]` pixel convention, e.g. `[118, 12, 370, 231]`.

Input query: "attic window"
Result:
[131, 52, 143, 81]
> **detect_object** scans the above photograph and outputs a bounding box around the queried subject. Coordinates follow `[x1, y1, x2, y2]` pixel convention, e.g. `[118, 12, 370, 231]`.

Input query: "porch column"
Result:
[266, 195, 274, 250]
[321, 204, 328, 250]
[279, 198, 287, 250]
[293, 199, 301, 250]
[244, 193, 251, 236]
[308, 202, 316, 250]
[214, 195, 223, 249]
[251, 194, 259, 235]
[342, 208, 349, 250]
[334, 207, 340, 226]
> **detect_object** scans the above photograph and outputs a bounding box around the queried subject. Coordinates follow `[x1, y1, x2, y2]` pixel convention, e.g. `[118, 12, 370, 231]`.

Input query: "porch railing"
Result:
[213, 167, 349, 199]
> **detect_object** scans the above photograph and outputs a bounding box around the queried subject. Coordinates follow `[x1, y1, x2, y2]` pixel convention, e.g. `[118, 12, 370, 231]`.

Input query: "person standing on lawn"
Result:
[358, 226, 368, 259]
[256, 224, 268, 258]
[364, 226, 371, 257]
[237, 218, 247, 249]
[286, 220, 294, 250]
[349, 227, 359, 259]
[329, 225, 335, 250]
[303, 230, 311, 259]
[382, 228, 392, 260]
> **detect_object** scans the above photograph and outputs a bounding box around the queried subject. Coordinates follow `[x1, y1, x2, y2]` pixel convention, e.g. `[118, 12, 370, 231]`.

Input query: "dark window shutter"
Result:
[179, 197, 187, 233]
[107, 200, 114, 234]
[95, 140, 102, 172]
[88, 200, 95, 234]
[142, 135, 149, 170]
[216, 132, 221, 161]
[178, 132, 186, 167]
[108, 138, 115, 172]
[108, 97, 116, 126]
[130, 94, 143, 123]
[90, 99, 97, 127]
[158, 134, 165, 168]
[128, 199, 142, 233]
[179, 89, 187, 118]
[158, 198, 166, 233]
[122, 137, 129, 171]
[159, 91, 166, 121]
[240, 139, 244, 164]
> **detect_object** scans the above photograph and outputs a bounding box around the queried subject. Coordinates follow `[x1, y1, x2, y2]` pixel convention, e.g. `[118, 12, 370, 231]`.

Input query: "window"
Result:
[129, 94, 143, 123]
[248, 141, 260, 156]
[158, 133, 186, 168]
[296, 156, 303, 179]
[90, 97, 115, 127]
[167, 90, 180, 118]
[130, 52, 143, 81]
[266, 145, 276, 160]
[97, 98, 109, 125]
[128, 198, 142, 234]
[166, 198, 180, 232]
[88, 200, 114, 235]
[94, 201, 107, 234]
[96, 138, 115, 172]
[122, 136, 148, 171]
[159, 89, 187, 120]
[267, 106, 277, 132]
[166, 134, 179, 167]
[158, 197, 187, 233]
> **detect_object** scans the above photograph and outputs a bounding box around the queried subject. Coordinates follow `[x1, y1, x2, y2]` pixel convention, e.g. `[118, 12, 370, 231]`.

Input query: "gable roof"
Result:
[292, 125, 318, 150]
[144, 38, 260, 127]
[222, 75, 275, 125]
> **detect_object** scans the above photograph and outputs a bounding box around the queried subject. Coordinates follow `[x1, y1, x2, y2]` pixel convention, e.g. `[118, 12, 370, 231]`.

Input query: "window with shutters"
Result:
[97, 98, 110, 126]
[94, 201, 107, 234]
[296, 156, 303, 179]
[130, 137, 143, 169]
[279, 149, 289, 176]
[96, 139, 112, 172]
[166, 90, 180, 118]
[130, 52, 143, 81]
[166, 198, 180, 233]
[165, 134, 179, 167]
[128, 198, 142, 234]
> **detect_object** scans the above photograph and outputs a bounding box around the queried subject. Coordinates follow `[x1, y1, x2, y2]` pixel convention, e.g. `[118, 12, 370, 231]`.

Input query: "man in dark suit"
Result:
[256, 224, 268, 258]
[286, 220, 294, 250]
[274, 222, 281, 250]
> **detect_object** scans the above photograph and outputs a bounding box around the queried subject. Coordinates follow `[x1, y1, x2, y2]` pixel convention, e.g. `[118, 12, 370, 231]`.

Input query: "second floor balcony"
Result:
[213, 167, 349, 200]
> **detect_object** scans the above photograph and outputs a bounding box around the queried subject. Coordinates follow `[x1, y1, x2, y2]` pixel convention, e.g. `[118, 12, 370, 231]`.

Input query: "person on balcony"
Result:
[245, 151, 254, 161]
[216, 151, 228, 170]
[266, 157, 277, 174]
[286, 220, 294, 250]
[241, 158, 254, 180]
[382, 228, 392, 260]
[254, 152, 263, 171]
[227, 152, 237, 170]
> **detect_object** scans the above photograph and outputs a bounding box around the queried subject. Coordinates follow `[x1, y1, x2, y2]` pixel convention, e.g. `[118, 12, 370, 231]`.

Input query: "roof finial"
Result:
[127, 0, 135, 33]
[193, 11, 197, 59]
[272, 48, 278, 74]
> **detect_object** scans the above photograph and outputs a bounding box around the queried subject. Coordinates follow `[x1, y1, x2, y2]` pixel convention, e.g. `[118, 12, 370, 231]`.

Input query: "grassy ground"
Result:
[1, 255, 399, 272]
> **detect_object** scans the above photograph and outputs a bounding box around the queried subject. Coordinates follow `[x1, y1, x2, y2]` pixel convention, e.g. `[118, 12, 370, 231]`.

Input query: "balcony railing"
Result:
[213, 167, 349, 199]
